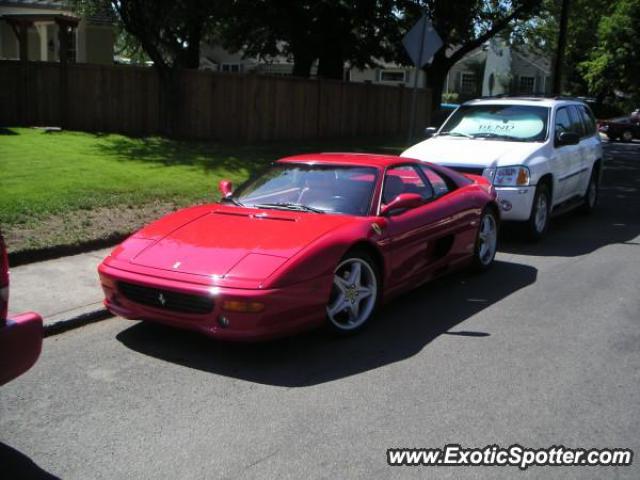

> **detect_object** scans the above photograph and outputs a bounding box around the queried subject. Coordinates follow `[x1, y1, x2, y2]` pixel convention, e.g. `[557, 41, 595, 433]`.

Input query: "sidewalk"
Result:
[8, 248, 112, 335]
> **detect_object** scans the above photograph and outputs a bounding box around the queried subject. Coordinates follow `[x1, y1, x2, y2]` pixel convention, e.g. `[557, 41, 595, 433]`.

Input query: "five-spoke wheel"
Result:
[473, 209, 498, 271]
[326, 253, 379, 333]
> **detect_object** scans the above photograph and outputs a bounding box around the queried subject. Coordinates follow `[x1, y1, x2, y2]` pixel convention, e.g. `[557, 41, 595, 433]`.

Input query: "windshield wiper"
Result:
[220, 196, 244, 207]
[253, 202, 325, 214]
[438, 131, 474, 139]
[472, 133, 525, 142]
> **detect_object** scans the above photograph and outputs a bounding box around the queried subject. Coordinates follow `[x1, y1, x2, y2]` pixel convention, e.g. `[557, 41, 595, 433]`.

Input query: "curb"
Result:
[8, 233, 128, 268]
[44, 308, 112, 337]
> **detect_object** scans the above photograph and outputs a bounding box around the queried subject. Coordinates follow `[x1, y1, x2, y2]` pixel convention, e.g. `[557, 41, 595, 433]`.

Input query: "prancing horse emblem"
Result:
[158, 293, 167, 306]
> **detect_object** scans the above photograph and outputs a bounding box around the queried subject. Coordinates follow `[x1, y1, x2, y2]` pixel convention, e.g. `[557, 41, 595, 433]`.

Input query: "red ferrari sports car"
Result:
[98, 153, 498, 341]
[0, 233, 43, 385]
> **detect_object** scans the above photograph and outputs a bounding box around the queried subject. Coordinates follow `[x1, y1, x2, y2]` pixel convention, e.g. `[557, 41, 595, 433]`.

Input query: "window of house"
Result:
[221, 64, 242, 73]
[460, 73, 477, 96]
[518, 76, 535, 94]
[379, 70, 406, 83]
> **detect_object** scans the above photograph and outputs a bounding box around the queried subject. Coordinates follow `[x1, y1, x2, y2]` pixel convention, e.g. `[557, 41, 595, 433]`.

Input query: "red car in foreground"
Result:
[98, 153, 499, 341]
[0, 234, 43, 385]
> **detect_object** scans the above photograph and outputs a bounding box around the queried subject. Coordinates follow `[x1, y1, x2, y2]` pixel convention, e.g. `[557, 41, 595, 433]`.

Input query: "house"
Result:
[0, 0, 113, 64]
[202, 39, 551, 102]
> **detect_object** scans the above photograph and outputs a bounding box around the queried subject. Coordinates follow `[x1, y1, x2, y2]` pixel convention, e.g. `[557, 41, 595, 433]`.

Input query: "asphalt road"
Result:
[2, 142, 639, 480]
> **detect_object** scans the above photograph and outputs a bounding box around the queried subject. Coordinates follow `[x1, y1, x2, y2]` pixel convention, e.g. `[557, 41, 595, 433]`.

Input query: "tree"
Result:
[220, 0, 398, 80]
[515, 0, 611, 96]
[71, 0, 223, 134]
[395, 0, 543, 110]
[580, 0, 640, 105]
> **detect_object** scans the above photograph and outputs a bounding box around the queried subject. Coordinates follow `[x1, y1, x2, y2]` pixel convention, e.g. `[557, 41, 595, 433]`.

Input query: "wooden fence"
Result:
[0, 60, 430, 141]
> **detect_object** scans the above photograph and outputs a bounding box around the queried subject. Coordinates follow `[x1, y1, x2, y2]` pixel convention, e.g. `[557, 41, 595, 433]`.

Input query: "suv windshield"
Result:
[440, 104, 550, 142]
[232, 164, 378, 216]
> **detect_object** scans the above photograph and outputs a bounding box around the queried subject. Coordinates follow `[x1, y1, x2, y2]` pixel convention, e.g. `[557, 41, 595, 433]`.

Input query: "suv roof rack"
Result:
[470, 94, 587, 103]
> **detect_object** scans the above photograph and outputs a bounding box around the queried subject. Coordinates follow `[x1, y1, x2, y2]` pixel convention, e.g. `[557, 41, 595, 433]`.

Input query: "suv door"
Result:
[553, 106, 582, 201]
[574, 104, 600, 195]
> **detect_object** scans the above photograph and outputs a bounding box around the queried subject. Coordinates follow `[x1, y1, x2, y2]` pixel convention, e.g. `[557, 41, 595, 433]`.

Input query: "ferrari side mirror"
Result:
[218, 180, 233, 198]
[380, 193, 423, 216]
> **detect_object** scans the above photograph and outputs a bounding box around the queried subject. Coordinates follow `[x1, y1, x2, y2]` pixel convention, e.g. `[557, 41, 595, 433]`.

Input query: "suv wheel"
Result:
[581, 169, 599, 214]
[525, 183, 551, 241]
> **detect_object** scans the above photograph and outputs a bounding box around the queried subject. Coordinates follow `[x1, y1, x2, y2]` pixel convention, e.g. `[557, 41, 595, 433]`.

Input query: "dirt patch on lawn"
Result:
[3, 200, 194, 264]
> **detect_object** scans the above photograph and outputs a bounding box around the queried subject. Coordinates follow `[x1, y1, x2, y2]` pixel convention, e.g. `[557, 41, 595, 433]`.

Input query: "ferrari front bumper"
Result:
[99, 263, 331, 341]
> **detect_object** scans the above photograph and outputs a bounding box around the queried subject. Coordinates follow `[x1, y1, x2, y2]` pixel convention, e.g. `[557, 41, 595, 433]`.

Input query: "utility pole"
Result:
[552, 0, 570, 95]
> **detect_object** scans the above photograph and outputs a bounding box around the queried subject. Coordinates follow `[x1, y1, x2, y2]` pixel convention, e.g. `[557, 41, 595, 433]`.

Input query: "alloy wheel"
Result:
[327, 258, 378, 331]
[477, 213, 498, 266]
[534, 192, 549, 233]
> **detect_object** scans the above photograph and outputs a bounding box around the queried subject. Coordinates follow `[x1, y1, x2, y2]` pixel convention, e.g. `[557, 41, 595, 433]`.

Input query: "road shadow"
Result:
[117, 260, 537, 387]
[500, 143, 640, 257]
[0, 443, 60, 480]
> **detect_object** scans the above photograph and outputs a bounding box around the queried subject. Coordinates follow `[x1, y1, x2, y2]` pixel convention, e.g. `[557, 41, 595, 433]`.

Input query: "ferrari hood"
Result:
[401, 137, 542, 168]
[129, 207, 352, 278]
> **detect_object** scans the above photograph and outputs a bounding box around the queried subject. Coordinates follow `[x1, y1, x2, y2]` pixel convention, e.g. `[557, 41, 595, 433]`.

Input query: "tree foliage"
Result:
[394, 0, 544, 109]
[579, 0, 640, 105]
[219, 0, 398, 79]
[69, 0, 221, 70]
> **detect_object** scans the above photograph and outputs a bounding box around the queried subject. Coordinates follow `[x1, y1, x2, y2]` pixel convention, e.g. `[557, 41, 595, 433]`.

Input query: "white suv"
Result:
[402, 97, 603, 240]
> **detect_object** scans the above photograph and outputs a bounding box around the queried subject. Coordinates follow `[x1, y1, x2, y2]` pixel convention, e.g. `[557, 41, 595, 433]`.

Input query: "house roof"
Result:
[0, 0, 64, 9]
[0, 0, 114, 25]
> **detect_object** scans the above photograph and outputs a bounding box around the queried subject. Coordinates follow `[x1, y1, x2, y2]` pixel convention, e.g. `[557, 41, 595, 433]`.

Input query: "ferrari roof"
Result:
[278, 152, 416, 168]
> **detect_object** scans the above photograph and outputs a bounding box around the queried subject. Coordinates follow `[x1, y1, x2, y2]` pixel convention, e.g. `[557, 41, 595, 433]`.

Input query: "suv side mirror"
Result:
[556, 131, 580, 146]
[218, 180, 233, 198]
[424, 127, 438, 138]
[380, 193, 424, 216]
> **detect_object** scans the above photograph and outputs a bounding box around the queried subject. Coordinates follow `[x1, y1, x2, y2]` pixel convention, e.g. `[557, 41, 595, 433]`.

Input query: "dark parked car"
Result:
[598, 115, 640, 142]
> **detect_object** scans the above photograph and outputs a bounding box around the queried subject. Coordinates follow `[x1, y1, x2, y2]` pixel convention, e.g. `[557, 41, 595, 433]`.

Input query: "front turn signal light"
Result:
[222, 300, 265, 313]
[516, 167, 530, 185]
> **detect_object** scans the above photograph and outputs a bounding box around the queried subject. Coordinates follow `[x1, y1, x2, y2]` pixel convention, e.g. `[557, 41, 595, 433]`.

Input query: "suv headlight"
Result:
[490, 166, 530, 186]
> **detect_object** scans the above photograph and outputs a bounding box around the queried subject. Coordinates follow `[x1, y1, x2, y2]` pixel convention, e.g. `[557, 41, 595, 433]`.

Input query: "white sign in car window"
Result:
[452, 113, 545, 139]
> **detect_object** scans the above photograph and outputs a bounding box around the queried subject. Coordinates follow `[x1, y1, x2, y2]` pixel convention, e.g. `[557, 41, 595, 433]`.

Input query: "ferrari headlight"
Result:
[493, 166, 530, 187]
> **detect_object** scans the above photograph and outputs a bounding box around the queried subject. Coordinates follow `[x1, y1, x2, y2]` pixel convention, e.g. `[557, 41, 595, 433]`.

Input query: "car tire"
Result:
[622, 130, 633, 142]
[472, 208, 499, 272]
[326, 250, 380, 335]
[525, 183, 551, 242]
[580, 168, 599, 214]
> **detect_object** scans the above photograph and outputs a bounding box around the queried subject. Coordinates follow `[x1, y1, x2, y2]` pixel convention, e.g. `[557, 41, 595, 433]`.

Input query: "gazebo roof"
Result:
[0, 12, 80, 25]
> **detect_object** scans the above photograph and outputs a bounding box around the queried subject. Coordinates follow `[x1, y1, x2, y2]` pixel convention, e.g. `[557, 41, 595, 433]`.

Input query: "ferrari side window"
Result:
[420, 167, 449, 197]
[383, 166, 433, 203]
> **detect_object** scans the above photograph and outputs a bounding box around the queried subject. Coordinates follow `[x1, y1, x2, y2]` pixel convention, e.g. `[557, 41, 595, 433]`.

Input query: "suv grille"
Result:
[118, 282, 214, 314]
[448, 166, 485, 176]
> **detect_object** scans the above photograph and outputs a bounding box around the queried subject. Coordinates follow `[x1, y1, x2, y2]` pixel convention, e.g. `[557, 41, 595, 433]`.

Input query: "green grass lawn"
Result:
[0, 127, 404, 253]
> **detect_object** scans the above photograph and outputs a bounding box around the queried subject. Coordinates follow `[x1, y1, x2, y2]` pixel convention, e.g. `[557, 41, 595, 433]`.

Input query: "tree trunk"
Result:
[292, 51, 314, 78]
[157, 67, 181, 137]
[318, 48, 344, 80]
[424, 61, 449, 112]
[552, 0, 571, 94]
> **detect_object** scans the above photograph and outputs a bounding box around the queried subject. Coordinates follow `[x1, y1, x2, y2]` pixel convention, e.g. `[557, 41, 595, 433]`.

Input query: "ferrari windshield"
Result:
[440, 104, 550, 142]
[233, 164, 378, 216]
